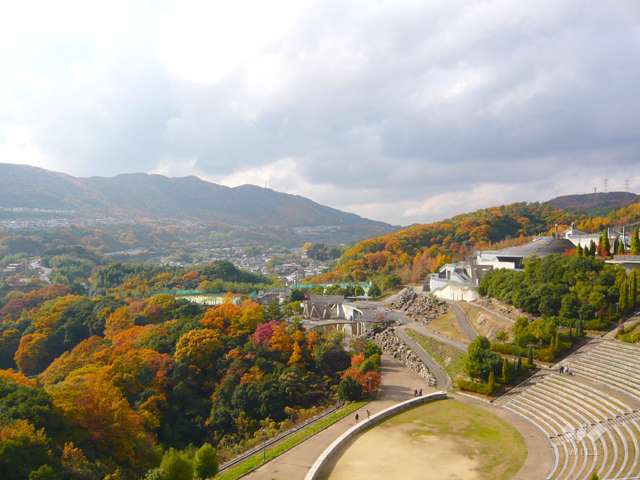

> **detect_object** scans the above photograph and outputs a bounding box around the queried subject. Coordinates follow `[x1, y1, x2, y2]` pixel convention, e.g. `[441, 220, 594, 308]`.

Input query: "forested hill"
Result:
[547, 191, 639, 216]
[0, 163, 393, 242]
[317, 199, 640, 288]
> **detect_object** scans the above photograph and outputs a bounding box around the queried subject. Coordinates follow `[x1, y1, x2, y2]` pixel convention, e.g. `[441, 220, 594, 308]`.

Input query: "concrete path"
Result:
[448, 301, 478, 341]
[405, 321, 468, 351]
[244, 355, 432, 480]
[396, 326, 452, 391]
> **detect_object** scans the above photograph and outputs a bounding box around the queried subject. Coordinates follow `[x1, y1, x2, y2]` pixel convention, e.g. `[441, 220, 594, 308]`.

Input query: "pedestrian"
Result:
[355, 413, 359, 423]
[419, 388, 423, 396]
[366, 409, 370, 419]
[414, 388, 418, 397]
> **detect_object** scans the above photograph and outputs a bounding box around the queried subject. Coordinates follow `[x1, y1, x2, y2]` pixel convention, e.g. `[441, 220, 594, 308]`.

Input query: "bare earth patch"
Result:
[322, 399, 527, 480]
[425, 307, 468, 343]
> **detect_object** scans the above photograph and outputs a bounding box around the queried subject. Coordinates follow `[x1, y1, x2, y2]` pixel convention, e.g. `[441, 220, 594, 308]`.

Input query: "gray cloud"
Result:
[1, 0, 639, 224]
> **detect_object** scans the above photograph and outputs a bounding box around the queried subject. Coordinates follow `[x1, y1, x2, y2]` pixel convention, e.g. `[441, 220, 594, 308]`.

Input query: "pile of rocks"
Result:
[370, 328, 436, 386]
[388, 288, 447, 321]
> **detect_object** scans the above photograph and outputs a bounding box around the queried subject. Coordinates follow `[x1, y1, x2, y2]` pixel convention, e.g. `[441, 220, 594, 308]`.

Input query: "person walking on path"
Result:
[355, 413, 359, 424]
[366, 409, 370, 420]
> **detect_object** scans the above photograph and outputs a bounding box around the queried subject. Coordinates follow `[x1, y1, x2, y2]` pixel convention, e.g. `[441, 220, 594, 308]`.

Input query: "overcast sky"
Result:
[1, 1, 639, 225]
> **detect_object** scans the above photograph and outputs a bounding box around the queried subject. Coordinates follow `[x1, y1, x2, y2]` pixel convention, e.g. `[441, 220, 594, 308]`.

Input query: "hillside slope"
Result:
[0, 163, 393, 243]
[321, 195, 640, 287]
[317, 202, 575, 286]
[547, 191, 639, 216]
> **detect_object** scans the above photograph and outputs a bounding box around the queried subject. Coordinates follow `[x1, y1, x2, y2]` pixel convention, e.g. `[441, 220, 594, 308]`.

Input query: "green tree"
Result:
[527, 346, 534, 367]
[265, 300, 283, 320]
[159, 449, 193, 480]
[487, 369, 496, 395]
[589, 240, 597, 257]
[630, 270, 638, 311]
[194, 443, 218, 479]
[600, 230, 611, 257]
[576, 317, 584, 337]
[465, 336, 501, 380]
[501, 357, 511, 384]
[367, 283, 381, 298]
[616, 237, 625, 254]
[28, 465, 60, 480]
[576, 244, 584, 257]
[620, 280, 629, 314]
[632, 228, 640, 255]
[337, 377, 363, 401]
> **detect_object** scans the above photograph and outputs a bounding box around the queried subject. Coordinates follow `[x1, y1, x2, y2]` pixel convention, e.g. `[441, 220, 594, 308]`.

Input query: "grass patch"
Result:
[426, 307, 468, 342]
[383, 399, 527, 480]
[215, 401, 367, 480]
[406, 329, 467, 380]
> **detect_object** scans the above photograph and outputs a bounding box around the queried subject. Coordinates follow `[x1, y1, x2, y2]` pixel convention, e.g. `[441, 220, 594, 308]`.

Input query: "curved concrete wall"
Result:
[304, 391, 448, 480]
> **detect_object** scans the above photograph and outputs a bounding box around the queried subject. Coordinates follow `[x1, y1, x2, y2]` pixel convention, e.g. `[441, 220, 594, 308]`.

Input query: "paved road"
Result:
[448, 301, 478, 341]
[396, 327, 452, 391]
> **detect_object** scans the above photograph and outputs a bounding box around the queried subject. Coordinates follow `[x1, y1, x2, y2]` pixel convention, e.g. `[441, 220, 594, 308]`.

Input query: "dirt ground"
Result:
[426, 306, 469, 343]
[321, 399, 528, 480]
[323, 425, 481, 480]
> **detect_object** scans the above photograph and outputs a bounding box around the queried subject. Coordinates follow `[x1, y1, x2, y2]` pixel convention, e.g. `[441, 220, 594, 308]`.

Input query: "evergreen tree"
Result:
[617, 237, 626, 254]
[619, 280, 629, 315]
[632, 228, 640, 255]
[589, 240, 597, 257]
[527, 346, 534, 367]
[576, 244, 584, 257]
[631, 270, 639, 311]
[516, 354, 522, 372]
[601, 230, 611, 257]
[576, 317, 584, 337]
[487, 369, 496, 395]
[501, 357, 511, 384]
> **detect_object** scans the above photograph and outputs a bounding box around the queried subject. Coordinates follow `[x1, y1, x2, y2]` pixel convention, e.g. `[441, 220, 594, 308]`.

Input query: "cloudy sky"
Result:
[1, 0, 639, 225]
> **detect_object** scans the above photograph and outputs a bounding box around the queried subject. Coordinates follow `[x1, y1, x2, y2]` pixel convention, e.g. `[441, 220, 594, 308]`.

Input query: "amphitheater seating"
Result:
[565, 340, 640, 402]
[502, 367, 640, 480]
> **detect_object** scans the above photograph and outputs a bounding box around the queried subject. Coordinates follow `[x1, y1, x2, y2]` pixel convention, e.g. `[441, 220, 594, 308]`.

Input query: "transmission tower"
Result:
[603, 178, 608, 193]
[625, 178, 630, 192]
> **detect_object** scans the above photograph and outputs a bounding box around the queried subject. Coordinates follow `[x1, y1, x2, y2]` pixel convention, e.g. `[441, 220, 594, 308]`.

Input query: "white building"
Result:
[429, 236, 574, 301]
[476, 236, 575, 270]
[428, 261, 485, 301]
[563, 223, 626, 250]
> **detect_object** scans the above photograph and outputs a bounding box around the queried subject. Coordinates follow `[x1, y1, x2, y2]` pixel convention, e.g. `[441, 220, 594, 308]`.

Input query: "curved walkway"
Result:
[448, 301, 478, 341]
[244, 355, 433, 480]
[396, 327, 452, 390]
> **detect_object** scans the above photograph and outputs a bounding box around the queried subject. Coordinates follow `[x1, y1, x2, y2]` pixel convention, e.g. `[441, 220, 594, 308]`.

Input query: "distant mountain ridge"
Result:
[0, 163, 393, 243]
[547, 192, 639, 216]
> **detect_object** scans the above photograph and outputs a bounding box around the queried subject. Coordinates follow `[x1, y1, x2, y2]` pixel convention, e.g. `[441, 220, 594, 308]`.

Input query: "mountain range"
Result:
[0, 163, 394, 244]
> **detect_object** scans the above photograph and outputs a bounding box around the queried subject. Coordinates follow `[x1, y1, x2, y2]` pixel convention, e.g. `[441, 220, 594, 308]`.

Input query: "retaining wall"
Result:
[304, 391, 448, 480]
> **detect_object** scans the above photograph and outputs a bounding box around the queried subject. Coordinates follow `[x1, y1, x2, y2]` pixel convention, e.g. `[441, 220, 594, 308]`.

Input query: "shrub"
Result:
[456, 379, 493, 396]
[337, 377, 363, 401]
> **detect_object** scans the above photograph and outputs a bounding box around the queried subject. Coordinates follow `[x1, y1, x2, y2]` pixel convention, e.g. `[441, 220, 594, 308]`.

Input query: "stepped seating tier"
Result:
[502, 359, 640, 480]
